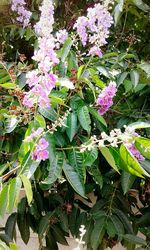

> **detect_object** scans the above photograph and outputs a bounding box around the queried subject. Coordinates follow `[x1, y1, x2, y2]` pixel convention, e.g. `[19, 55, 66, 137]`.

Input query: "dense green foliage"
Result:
[0, 1, 150, 250]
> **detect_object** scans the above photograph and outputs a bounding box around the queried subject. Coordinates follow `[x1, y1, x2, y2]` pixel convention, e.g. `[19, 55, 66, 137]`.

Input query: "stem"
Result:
[2, 166, 20, 181]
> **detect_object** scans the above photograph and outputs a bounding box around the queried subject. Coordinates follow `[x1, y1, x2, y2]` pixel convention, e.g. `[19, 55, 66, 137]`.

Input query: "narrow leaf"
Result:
[20, 175, 33, 205]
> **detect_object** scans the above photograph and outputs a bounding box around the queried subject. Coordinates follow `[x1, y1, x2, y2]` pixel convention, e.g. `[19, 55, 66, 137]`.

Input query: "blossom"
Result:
[32, 138, 49, 161]
[126, 143, 145, 161]
[56, 29, 68, 44]
[23, 0, 59, 109]
[74, 3, 113, 57]
[97, 81, 117, 115]
[24, 128, 44, 142]
[11, 0, 32, 28]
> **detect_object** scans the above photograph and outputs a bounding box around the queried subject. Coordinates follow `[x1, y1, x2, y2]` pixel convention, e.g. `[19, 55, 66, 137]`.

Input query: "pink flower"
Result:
[97, 82, 117, 115]
[126, 143, 145, 161]
[32, 138, 49, 161]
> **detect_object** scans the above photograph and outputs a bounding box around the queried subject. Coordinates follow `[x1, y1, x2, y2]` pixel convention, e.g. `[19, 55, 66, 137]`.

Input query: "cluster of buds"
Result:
[74, 225, 86, 250]
[80, 126, 140, 152]
[69, 68, 77, 83]
[47, 109, 71, 134]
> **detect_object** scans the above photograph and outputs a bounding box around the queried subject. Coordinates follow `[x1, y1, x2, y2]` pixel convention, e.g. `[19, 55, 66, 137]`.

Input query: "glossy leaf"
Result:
[0, 184, 9, 217]
[61, 37, 73, 62]
[63, 163, 85, 198]
[20, 175, 33, 205]
[8, 177, 22, 212]
[100, 147, 119, 173]
[77, 106, 91, 133]
[66, 112, 77, 142]
[90, 216, 106, 250]
[121, 171, 136, 194]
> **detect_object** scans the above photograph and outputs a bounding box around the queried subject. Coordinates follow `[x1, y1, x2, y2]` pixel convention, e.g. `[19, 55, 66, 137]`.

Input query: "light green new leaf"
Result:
[63, 163, 86, 198]
[135, 137, 150, 160]
[35, 114, 46, 128]
[77, 106, 91, 133]
[9, 242, 19, 250]
[128, 121, 150, 130]
[100, 147, 119, 173]
[20, 175, 33, 205]
[0, 83, 16, 89]
[8, 177, 22, 212]
[120, 144, 149, 177]
[0, 184, 9, 217]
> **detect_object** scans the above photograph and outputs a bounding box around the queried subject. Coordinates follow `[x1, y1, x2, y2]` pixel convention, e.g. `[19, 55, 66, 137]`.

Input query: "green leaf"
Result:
[90, 217, 106, 250]
[87, 165, 103, 189]
[77, 106, 91, 133]
[51, 225, 68, 245]
[45, 133, 56, 164]
[61, 38, 73, 62]
[100, 147, 119, 173]
[111, 214, 125, 236]
[5, 117, 19, 133]
[96, 66, 110, 78]
[63, 163, 86, 198]
[9, 242, 19, 250]
[5, 213, 17, 240]
[120, 144, 149, 177]
[123, 234, 147, 246]
[84, 147, 98, 166]
[38, 107, 58, 122]
[138, 63, 150, 75]
[0, 83, 16, 89]
[66, 112, 77, 142]
[128, 121, 150, 130]
[20, 175, 33, 205]
[8, 177, 22, 212]
[77, 65, 84, 79]
[50, 95, 68, 107]
[106, 219, 116, 238]
[41, 157, 62, 186]
[38, 213, 52, 237]
[17, 213, 30, 244]
[130, 70, 139, 88]
[88, 107, 107, 127]
[135, 137, 150, 160]
[131, 0, 150, 12]
[113, 209, 133, 234]
[117, 72, 128, 86]
[114, 0, 124, 26]
[121, 171, 136, 194]
[68, 148, 85, 184]
[20, 151, 40, 176]
[0, 184, 9, 217]
[35, 114, 46, 128]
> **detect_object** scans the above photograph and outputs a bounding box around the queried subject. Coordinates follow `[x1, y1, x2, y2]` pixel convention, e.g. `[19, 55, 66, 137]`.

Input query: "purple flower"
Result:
[126, 143, 145, 161]
[32, 138, 49, 161]
[56, 29, 68, 44]
[74, 3, 113, 57]
[97, 82, 117, 115]
[11, 0, 32, 28]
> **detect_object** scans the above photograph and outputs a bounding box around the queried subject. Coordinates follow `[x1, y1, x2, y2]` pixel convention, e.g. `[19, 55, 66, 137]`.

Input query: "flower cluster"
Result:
[11, 0, 32, 28]
[24, 127, 44, 142]
[32, 138, 49, 161]
[23, 0, 58, 108]
[22, 0, 69, 109]
[73, 225, 86, 250]
[97, 81, 117, 115]
[80, 126, 139, 152]
[74, 3, 113, 57]
[126, 143, 145, 161]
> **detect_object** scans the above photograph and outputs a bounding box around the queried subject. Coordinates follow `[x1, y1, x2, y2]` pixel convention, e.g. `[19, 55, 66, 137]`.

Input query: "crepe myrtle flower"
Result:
[126, 143, 145, 161]
[97, 81, 117, 115]
[74, 3, 113, 57]
[11, 0, 32, 27]
[32, 138, 49, 161]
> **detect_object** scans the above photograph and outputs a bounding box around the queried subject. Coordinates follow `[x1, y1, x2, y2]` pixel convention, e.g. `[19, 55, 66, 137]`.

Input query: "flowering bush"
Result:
[0, 0, 150, 250]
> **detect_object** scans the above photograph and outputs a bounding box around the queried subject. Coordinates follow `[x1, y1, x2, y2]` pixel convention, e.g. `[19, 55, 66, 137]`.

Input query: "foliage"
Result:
[0, 0, 150, 250]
